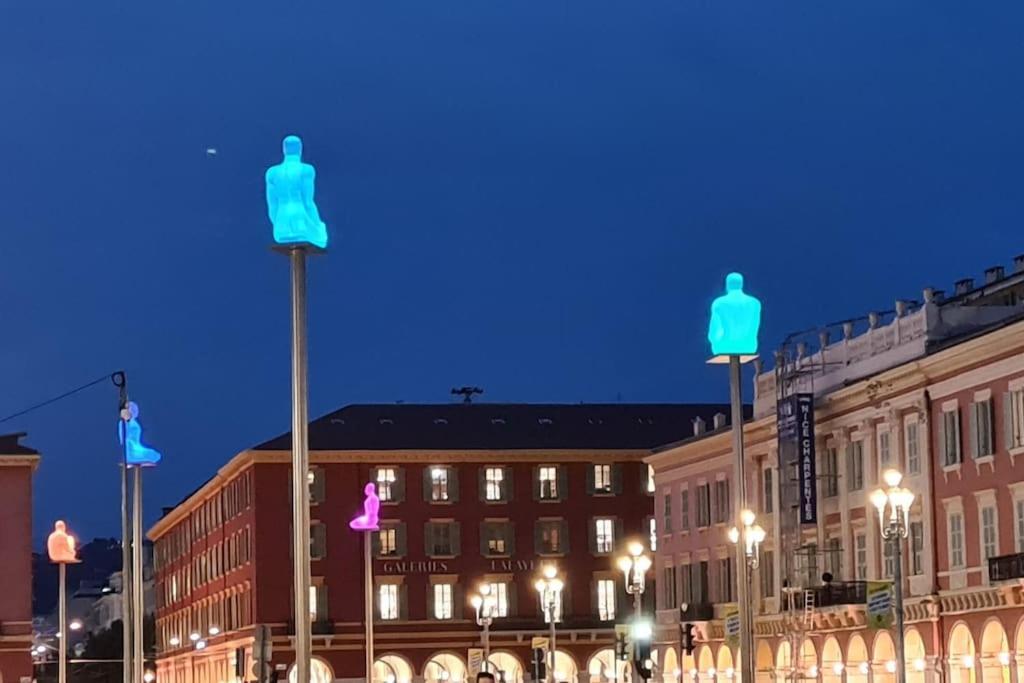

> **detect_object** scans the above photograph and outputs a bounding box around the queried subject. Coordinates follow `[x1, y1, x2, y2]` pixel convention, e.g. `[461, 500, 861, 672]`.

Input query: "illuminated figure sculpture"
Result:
[47, 521, 79, 564]
[708, 272, 762, 357]
[349, 482, 380, 531]
[119, 401, 162, 466]
[265, 135, 328, 249]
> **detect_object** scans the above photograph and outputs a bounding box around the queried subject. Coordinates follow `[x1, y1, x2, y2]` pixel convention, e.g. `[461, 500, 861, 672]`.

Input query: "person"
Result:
[47, 521, 79, 564]
[349, 482, 380, 531]
[265, 135, 329, 249]
[119, 401, 162, 466]
[476, 672, 496, 683]
[707, 272, 762, 356]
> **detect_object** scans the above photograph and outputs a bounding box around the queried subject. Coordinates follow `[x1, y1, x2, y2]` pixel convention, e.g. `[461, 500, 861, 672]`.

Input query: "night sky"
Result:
[1, 0, 1021, 543]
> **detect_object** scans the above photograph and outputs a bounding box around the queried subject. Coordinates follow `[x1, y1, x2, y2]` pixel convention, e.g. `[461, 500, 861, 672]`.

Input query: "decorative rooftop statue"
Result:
[265, 135, 328, 249]
[349, 482, 380, 531]
[47, 521, 79, 564]
[708, 272, 762, 357]
[119, 401, 162, 467]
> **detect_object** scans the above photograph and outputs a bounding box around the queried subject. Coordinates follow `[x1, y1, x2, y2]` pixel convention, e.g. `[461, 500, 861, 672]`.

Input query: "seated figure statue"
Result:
[265, 135, 328, 249]
[708, 272, 762, 357]
[349, 482, 380, 531]
[47, 520, 79, 564]
[119, 401, 163, 467]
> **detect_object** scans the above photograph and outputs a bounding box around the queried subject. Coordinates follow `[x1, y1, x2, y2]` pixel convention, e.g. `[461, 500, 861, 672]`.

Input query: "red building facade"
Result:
[150, 403, 731, 683]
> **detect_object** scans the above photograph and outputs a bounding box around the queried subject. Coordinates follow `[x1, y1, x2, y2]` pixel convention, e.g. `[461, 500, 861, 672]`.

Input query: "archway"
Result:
[716, 645, 735, 683]
[425, 653, 468, 683]
[487, 652, 524, 683]
[375, 655, 415, 683]
[683, 650, 697, 683]
[589, 648, 628, 683]
[798, 640, 818, 680]
[873, 631, 897, 683]
[552, 651, 579, 683]
[289, 657, 334, 683]
[948, 622, 977, 683]
[755, 641, 774, 683]
[846, 634, 870, 683]
[661, 648, 680, 683]
[905, 628, 927, 683]
[776, 641, 793, 681]
[698, 646, 716, 682]
[821, 637, 843, 683]
[980, 620, 1010, 683]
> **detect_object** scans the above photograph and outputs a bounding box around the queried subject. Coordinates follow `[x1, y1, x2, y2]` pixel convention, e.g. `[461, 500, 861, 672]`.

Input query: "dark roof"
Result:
[253, 403, 744, 452]
[0, 432, 38, 455]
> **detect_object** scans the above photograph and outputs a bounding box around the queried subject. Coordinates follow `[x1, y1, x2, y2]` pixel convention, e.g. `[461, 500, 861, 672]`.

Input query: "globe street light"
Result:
[727, 509, 766, 569]
[471, 584, 499, 671]
[617, 541, 652, 616]
[870, 468, 915, 683]
[535, 564, 564, 682]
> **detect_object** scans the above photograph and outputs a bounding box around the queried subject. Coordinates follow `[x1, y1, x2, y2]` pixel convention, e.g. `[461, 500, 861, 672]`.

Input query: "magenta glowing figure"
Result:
[349, 482, 380, 531]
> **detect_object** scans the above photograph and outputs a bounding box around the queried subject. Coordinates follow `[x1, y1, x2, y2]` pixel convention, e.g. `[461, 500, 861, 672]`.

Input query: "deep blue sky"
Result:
[1, 0, 1021, 543]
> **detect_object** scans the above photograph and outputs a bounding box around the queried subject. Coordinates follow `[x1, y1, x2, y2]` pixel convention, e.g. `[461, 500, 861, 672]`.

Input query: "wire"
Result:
[0, 373, 116, 425]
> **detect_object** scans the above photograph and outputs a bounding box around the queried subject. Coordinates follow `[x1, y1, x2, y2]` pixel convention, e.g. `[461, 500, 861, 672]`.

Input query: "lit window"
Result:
[309, 585, 323, 622]
[377, 468, 397, 502]
[539, 466, 558, 500]
[484, 522, 510, 556]
[543, 591, 563, 623]
[905, 423, 920, 475]
[538, 520, 563, 554]
[433, 584, 453, 620]
[593, 464, 612, 493]
[597, 579, 615, 621]
[647, 465, 656, 493]
[378, 527, 397, 556]
[485, 468, 505, 501]
[431, 468, 450, 502]
[595, 518, 614, 554]
[379, 585, 398, 620]
[649, 518, 657, 551]
[487, 582, 509, 617]
[949, 512, 964, 569]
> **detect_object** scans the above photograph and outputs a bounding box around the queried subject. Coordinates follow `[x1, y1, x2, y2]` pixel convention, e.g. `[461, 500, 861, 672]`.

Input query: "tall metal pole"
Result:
[121, 462, 133, 683]
[364, 533, 374, 683]
[729, 356, 756, 683]
[892, 534, 907, 683]
[59, 562, 67, 683]
[482, 620, 490, 672]
[548, 603, 556, 683]
[289, 247, 312, 683]
[133, 467, 145, 683]
[632, 592, 642, 683]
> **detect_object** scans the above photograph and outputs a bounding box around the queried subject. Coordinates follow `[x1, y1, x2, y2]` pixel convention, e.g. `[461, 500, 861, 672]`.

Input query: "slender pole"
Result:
[632, 591, 642, 683]
[548, 598, 557, 683]
[133, 467, 145, 683]
[482, 621, 490, 672]
[892, 532, 907, 683]
[122, 464, 133, 683]
[364, 533, 374, 683]
[59, 562, 67, 683]
[729, 356, 756, 683]
[289, 247, 312, 683]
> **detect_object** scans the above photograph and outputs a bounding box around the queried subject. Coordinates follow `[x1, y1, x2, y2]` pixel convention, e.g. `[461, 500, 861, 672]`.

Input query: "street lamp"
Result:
[617, 541, 652, 615]
[870, 468, 915, 683]
[535, 564, 564, 682]
[727, 509, 766, 569]
[470, 584, 499, 671]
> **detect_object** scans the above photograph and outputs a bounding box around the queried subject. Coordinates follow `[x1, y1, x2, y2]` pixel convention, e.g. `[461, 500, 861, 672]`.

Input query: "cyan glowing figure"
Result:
[708, 272, 762, 357]
[119, 401, 163, 467]
[349, 482, 380, 531]
[47, 520, 80, 564]
[265, 135, 328, 249]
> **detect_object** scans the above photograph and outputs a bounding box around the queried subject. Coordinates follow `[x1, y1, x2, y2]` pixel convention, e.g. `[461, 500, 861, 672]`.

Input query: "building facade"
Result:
[149, 403, 734, 683]
[647, 259, 1024, 683]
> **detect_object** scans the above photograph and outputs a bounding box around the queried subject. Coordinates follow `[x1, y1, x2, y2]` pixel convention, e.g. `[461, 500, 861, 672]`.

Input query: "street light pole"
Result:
[618, 542, 651, 683]
[535, 565, 563, 683]
[729, 357, 756, 683]
[471, 585, 497, 672]
[871, 469, 915, 683]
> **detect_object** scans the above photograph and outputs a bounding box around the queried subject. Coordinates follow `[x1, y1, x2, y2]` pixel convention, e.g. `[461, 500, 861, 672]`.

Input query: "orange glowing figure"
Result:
[47, 520, 80, 564]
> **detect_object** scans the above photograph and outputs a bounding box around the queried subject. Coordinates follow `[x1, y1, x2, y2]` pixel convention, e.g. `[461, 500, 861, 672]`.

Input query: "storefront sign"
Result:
[380, 560, 450, 574]
[866, 581, 893, 628]
[796, 394, 817, 524]
[724, 605, 740, 647]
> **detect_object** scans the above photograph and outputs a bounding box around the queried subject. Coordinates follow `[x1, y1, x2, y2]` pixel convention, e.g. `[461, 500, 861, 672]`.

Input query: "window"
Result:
[717, 558, 734, 602]
[910, 521, 924, 575]
[714, 480, 731, 524]
[760, 551, 775, 598]
[663, 494, 673, 533]
[822, 448, 839, 498]
[943, 409, 962, 466]
[308, 468, 326, 505]
[427, 522, 457, 557]
[972, 400, 994, 458]
[378, 585, 398, 620]
[593, 464, 612, 493]
[483, 521, 512, 556]
[855, 534, 867, 580]
[487, 582, 510, 617]
[691, 561, 709, 604]
[763, 468, 774, 513]
[647, 465, 656, 493]
[378, 527, 397, 556]
[1017, 500, 1024, 552]
[663, 566, 677, 608]
[826, 537, 842, 578]
[883, 538, 895, 579]
[680, 490, 690, 531]
[542, 591, 563, 623]
[431, 467, 450, 502]
[433, 584, 453, 620]
[537, 520, 565, 555]
[597, 579, 616, 621]
[595, 518, 614, 554]
[539, 466, 558, 500]
[905, 422, 920, 475]
[802, 543, 819, 586]
[680, 564, 693, 604]
[949, 512, 965, 569]
[847, 442, 864, 491]
[1010, 389, 1024, 450]
[649, 518, 657, 551]
[878, 431, 891, 469]
[696, 484, 711, 528]
[377, 468, 397, 502]
[310, 523, 326, 560]
[309, 585, 326, 622]
[485, 468, 505, 501]
[981, 506, 998, 561]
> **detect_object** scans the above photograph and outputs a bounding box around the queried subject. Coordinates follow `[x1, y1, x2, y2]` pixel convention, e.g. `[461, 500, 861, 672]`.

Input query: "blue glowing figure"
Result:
[265, 135, 328, 249]
[118, 401, 162, 467]
[708, 272, 762, 357]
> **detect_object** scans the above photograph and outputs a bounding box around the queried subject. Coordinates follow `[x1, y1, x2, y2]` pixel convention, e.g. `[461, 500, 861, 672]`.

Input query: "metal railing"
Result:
[989, 553, 1024, 582]
[782, 581, 868, 610]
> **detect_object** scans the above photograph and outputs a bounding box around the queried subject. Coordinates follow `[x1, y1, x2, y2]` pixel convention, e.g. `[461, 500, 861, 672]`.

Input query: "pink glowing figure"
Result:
[349, 482, 380, 531]
[47, 521, 80, 564]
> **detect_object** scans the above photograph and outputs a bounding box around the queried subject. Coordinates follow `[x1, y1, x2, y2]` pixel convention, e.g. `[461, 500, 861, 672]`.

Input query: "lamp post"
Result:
[349, 483, 381, 683]
[617, 541, 652, 683]
[47, 520, 80, 683]
[470, 584, 499, 671]
[870, 469, 915, 683]
[727, 510, 766, 570]
[535, 564, 564, 683]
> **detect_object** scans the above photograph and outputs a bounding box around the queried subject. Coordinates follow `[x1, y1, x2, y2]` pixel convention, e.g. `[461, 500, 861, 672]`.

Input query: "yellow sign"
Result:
[723, 604, 740, 647]
[531, 637, 549, 652]
[866, 581, 893, 629]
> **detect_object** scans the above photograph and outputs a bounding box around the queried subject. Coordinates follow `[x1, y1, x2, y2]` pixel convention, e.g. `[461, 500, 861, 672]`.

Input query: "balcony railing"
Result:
[989, 553, 1024, 582]
[782, 581, 868, 610]
[679, 602, 715, 621]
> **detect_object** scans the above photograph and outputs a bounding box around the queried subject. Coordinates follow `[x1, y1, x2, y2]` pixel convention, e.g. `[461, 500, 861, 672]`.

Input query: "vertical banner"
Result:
[866, 581, 893, 628]
[468, 649, 484, 677]
[724, 604, 740, 648]
[796, 394, 817, 524]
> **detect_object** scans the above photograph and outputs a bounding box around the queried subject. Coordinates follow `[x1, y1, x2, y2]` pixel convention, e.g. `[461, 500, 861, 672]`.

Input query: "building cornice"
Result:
[0, 454, 41, 471]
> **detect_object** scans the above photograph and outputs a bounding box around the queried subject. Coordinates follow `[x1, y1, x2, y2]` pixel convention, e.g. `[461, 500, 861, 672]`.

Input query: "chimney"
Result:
[894, 300, 908, 317]
[868, 312, 880, 329]
[985, 266, 1005, 284]
[819, 330, 830, 348]
[1014, 255, 1024, 273]
[954, 278, 974, 295]
[796, 342, 807, 359]
[843, 322, 854, 339]
[923, 287, 937, 303]
[692, 416, 706, 436]
[713, 412, 727, 430]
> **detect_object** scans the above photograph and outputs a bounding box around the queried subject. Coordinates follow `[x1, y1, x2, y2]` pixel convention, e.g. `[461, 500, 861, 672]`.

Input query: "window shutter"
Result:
[557, 467, 569, 501]
[422, 467, 432, 502]
[954, 411, 962, 462]
[586, 466, 595, 495]
[452, 522, 462, 556]
[478, 468, 487, 501]
[505, 466, 514, 501]
[509, 582, 519, 617]
[317, 585, 329, 622]
[372, 529, 381, 556]
[449, 468, 460, 503]
[612, 464, 624, 495]
[397, 523, 408, 557]
[938, 417, 948, 465]
[394, 467, 406, 502]
[534, 522, 543, 555]
[427, 583, 435, 620]
[641, 463, 652, 494]
[1005, 393, 1015, 450]
[453, 583, 464, 621]
[507, 522, 516, 556]
[532, 466, 541, 501]
[311, 470, 326, 504]
[588, 519, 597, 554]
[400, 585, 408, 620]
[312, 524, 327, 560]
[615, 519, 625, 550]
[969, 403, 980, 459]
[480, 522, 490, 556]
[560, 519, 571, 554]
[424, 522, 434, 556]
